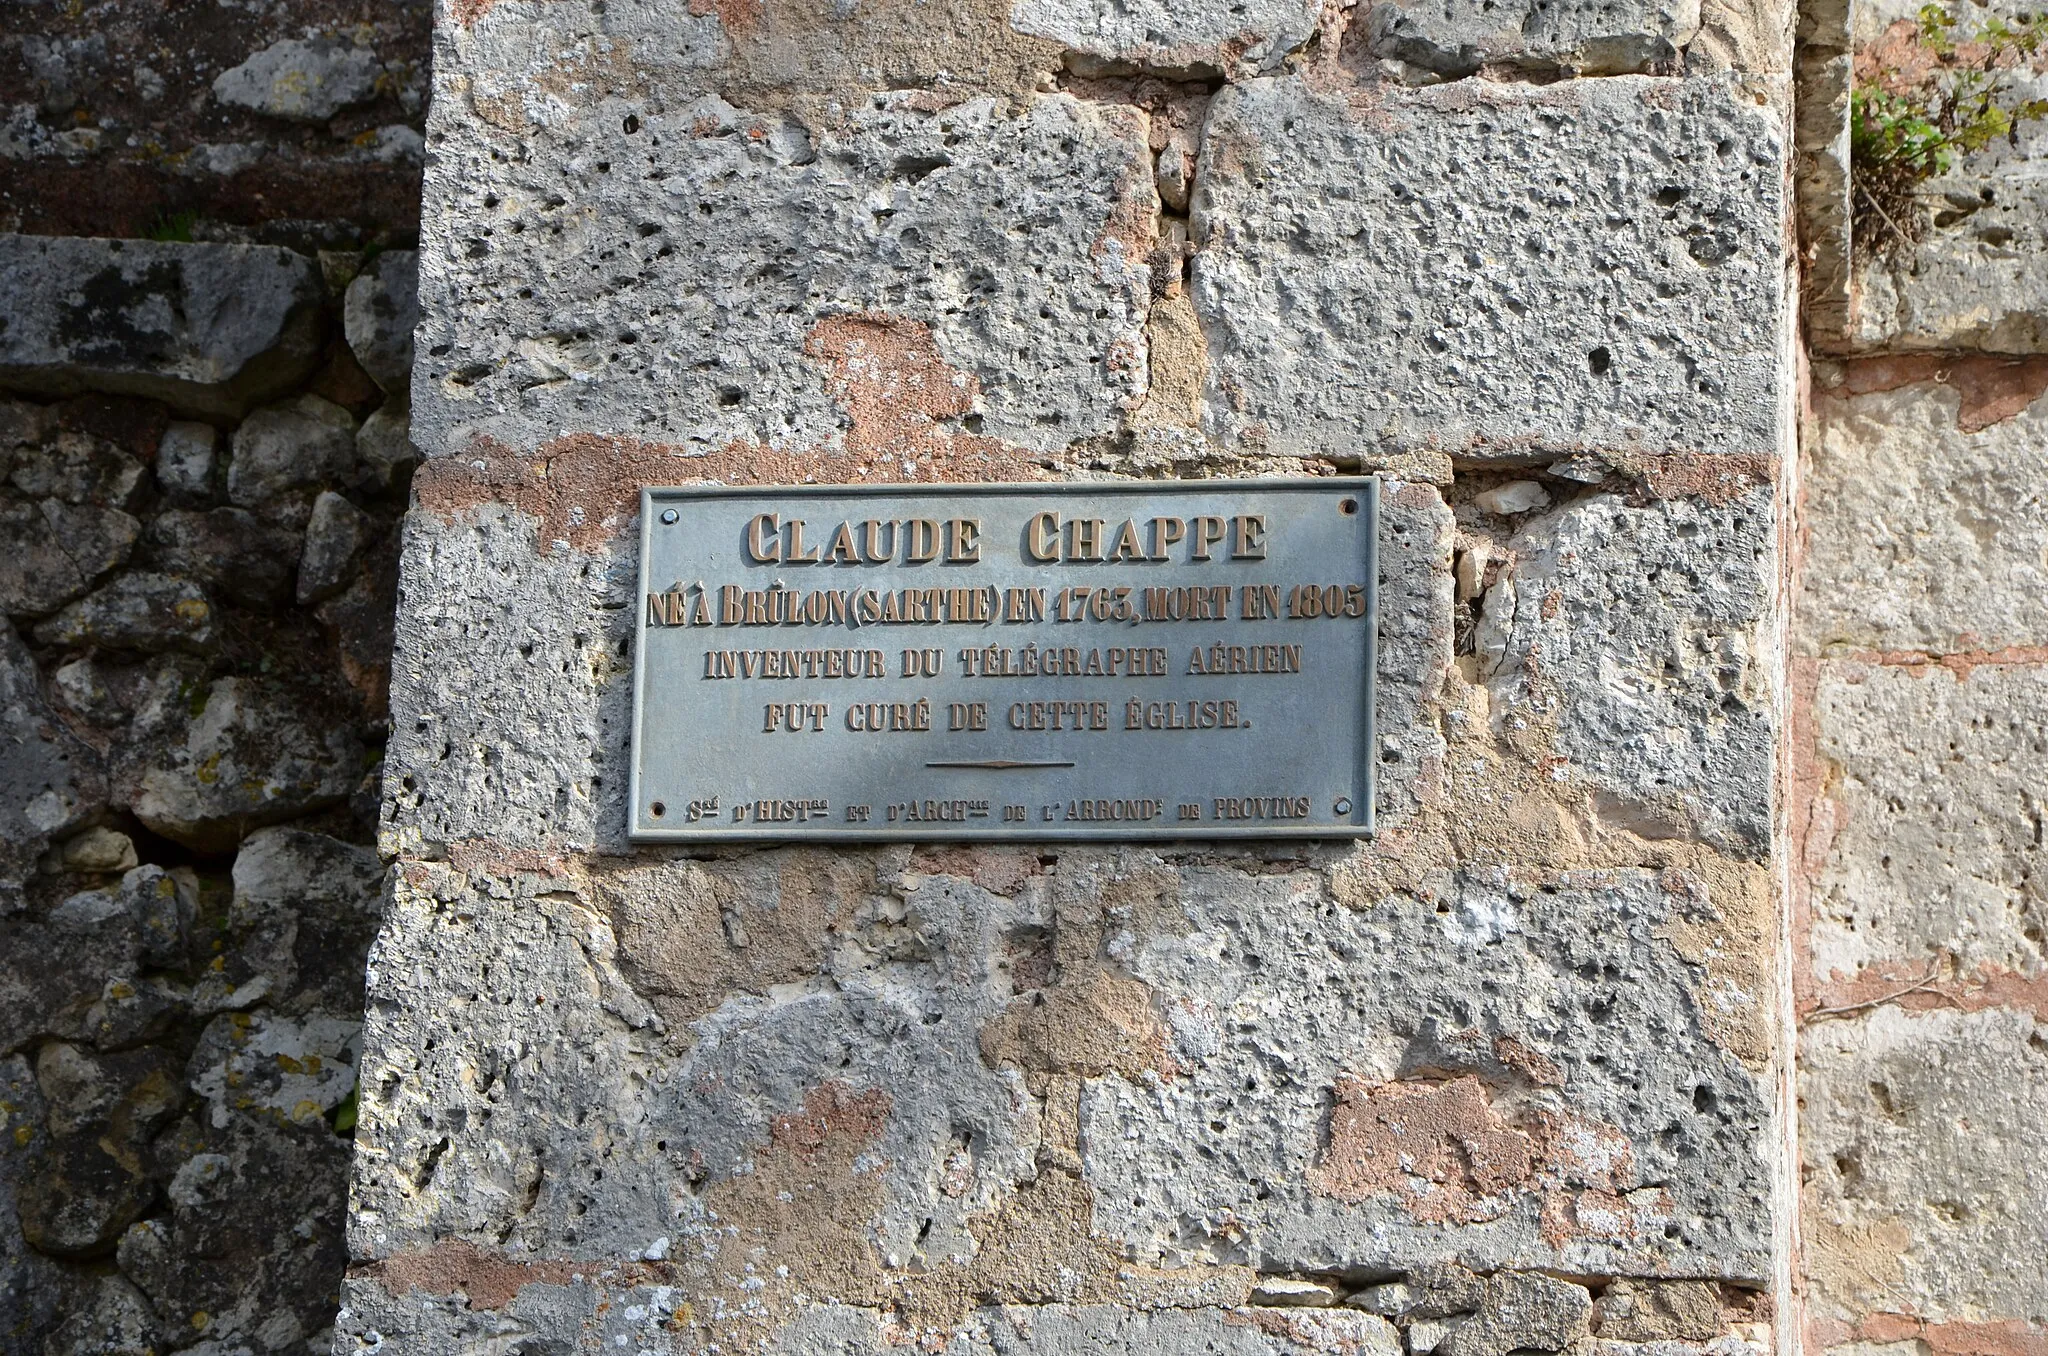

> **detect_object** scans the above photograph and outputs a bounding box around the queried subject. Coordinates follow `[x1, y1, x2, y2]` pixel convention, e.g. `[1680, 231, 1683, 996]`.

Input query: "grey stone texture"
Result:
[1800, 1006, 2048, 1323]
[1190, 75, 1789, 467]
[1848, 95, 2048, 355]
[1360, 0, 1700, 77]
[343, 0, 1799, 1344]
[1808, 662, 2048, 987]
[0, 275, 413, 1351]
[0, 235, 328, 418]
[342, 250, 420, 397]
[1800, 373, 2048, 654]
[408, 91, 1158, 461]
[1478, 487, 1776, 859]
[211, 38, 386, 123]
[1009, 0, 1324, 76]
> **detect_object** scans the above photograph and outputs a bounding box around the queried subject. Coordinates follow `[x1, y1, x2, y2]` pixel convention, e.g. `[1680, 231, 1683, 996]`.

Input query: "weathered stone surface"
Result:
[8, 425, 148, 506]
[335, 1289, 1403, 1354]
[0, 235, 326, 419]
[1807, 662, 2048, 985]
[1801, 1005, 2048, 1322]
[297, 490, 376, 605]
[41, 1274, 165, 1356]
[0, 620, 103, 906]
[1438, 1272, 1592, 1356]
[222, 827, 385, 1014]
[1009, 0, 1322, 76]
[342, 250, 418, 397]
[353, 403, 418, 492]
[133, 676, 367, 852]
[1597, 1277, 1724, 1341]
[1849, 112, 2048, 354]
[1479, 487, 1776, 859]
[33, 571, 219, 654]
[0, 1056, 73, 1343]
[155, 420, 218, 502]
[118, 1112, 355, 1352]
[0, 498, 141, 616]
[144, 507, 302, 609]
[1192, 76, 1786, 465]
[16, 1041, 185, 1256]
[212, 37, 384, 123]
[1800, 374, 2048, 653]
[410, 92, 1156, 458]
[225, 393, 359, 524]
[1360, 0, 1701, 77]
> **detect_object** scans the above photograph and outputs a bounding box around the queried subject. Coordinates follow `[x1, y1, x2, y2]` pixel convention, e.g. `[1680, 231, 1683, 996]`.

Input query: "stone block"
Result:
[0, 235, 326, 419]
[1479, 485, 1776, 860]
[1800, 373, 2048, 654]
[211, 37, 385, 123]
[343, 249, 419, 398]
[143, 506, 302, 609]
[1849, 111, 2048, 354]
[1081, 865, 1772, 1280]
[0, 498, 140, 617]
[0, 620, 103, 907]
[1191, 75, 1787, 466]
[1801, 1005, 2048, 1323]
[1359, 0, 1701, 77]
[225, 393, 360, 525]
[298, 490, 377, 605]
[409, 92, 1156, 459]
[1009, 0, 1323, 76]
[131, 675, 366, 852]
[1807, 661, 2048, 985]
[155, 419, 218, 502]
[33, 571, 219, 654]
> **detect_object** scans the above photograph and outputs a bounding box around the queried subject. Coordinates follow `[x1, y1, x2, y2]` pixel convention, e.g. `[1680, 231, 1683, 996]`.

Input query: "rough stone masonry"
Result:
[328, 0, 1802, 1347]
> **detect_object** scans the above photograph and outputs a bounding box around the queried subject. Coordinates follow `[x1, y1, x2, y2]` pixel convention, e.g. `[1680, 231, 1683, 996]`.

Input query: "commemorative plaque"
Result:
[628, 480, 1377, 841]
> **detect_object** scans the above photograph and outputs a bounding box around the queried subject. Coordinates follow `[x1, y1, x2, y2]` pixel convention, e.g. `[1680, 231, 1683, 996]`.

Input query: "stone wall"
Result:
[333, 0, 1802, 1349]
[0, 236, 420, 1355]
[1, 0, 427, 246]
[1789, 0, 2048, 1336]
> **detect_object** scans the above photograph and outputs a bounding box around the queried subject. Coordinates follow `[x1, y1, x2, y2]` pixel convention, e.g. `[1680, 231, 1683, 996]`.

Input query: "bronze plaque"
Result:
[628, 480, 1377, 841]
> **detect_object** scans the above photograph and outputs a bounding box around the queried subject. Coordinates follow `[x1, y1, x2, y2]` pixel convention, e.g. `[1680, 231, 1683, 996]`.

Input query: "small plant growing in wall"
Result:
[1850, 2, 2048, 254]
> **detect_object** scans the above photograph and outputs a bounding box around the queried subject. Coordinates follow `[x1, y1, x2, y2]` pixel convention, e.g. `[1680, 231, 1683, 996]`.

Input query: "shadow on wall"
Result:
[0, 235, 418, 1355]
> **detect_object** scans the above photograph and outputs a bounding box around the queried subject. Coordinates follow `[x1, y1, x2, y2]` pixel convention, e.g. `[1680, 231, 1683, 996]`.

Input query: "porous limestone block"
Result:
[1799, 376, 2048, 654]
[1008, 0, 1324, 76]
[333, 1290, 1402, 1354]
[1848, 99, 2048, 354]
[1800, 1005, 2048, 1326]
[0, 235, 326, 418]
[1080, 865, 1773, 1282]
[377, 505, 636, 858]
[1360, 0, 1702, 77]
[1191, 75, 1788, 465]
[1480, 485, 1776, 860]
[410, 91, 1158, 460]
[379, 484, 1451, 856]
[1807, 661, 2048, 985]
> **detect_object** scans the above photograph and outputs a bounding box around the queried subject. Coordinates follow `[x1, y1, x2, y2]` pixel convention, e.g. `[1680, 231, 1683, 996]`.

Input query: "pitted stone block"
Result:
[1479, 486, 1776, 860]
[1080, 866, 1773, 1281]
[1807, 661, 2048, 985]
[1191, 75, 1787, 467]
[1801, 1006, 2048, 1323]
[411, 92, 1157, 460]
[1800, 373, 2048, 654]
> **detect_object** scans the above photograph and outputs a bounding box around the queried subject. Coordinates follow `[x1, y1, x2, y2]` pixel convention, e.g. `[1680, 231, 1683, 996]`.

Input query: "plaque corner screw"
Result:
[1334, 797, 1353, 816]
[660, 508, 679, 524]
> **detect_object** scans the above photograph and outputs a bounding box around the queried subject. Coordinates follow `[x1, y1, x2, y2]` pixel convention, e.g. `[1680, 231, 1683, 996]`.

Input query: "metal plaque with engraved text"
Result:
[628, 480, 1377, 841]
